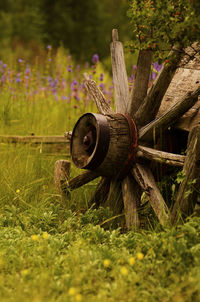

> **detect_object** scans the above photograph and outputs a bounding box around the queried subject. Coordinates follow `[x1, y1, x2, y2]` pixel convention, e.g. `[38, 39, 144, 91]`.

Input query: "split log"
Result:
[68, 171, 100, 191]
[139, 85, 200, 141]
[137, 145, 185, 167]
[132, 163, 170, 226]
[134, 50, 183, 127]
[129, 50, 152, 115]
[88, 177, 111, 207]
[122, 175, 140, 230]
[171, 126, 200, 224]
[54, 160, 71, 201]
[83, 73, 114, 115]
[110, 29, 129, 113]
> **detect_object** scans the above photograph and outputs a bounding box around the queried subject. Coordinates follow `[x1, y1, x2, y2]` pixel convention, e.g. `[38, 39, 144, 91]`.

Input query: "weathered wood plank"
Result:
[158, 44, 200, 132]
[134, 50, 183, 127]
[139, 85, 200, 141]
[129, 50, 152, 116]
[110, 29, 129, 113]
[83, 73, 114, 115]
[110, 29, 141, 229]
[88, 177, 111, 208]
[122, 175, 140, 230]
[132, 163, 170, 226]
[0, 135, 69, 144]
[171, 126, 200, 224]
[68, 171, 100, 191]
[137, 145, 185, 167]
[54, 160, 71, 202]
[158, 68, 200, 131]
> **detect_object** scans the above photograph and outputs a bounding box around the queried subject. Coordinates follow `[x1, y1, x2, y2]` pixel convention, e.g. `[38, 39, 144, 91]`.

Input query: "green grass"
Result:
[1, 49, 200, 301]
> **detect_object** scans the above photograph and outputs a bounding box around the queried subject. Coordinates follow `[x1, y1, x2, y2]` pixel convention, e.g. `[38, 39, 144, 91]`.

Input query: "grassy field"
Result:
[1, 49, 200, 302]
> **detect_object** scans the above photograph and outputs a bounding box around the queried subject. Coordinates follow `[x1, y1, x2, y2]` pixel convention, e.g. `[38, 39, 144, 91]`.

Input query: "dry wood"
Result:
[110, 29, 129, 113]
[54, 160, 71, 201]
[68, 171, 100, 191]
[171, 126, 200, 224]
[122, 175, 140, 230]
[0, 135, 68, 144]
[137, 145, 185, 167]
[132, 163, 170, 226]
[88, 177, 111, 208]
[83, 73, 114, 115]
[134, 50, 183, 127]
[139, 85, 200, 141]
[105, 178, 123, 216]
[129, 50, 152, 116]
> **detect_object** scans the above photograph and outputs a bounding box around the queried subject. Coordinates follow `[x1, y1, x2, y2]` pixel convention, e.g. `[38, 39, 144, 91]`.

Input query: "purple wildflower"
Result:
[47, 45, 52, 50]
[61, 95, 67, 101]
[92, 54, 99, 64]
[71, 80, 79, 92]
[67, 65, 72, 72]
[100, 73, 104, 81]
[18, 58, 23, 63]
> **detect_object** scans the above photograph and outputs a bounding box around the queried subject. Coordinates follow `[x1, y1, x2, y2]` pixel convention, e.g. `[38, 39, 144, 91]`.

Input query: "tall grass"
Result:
[2, 49, 200, 302]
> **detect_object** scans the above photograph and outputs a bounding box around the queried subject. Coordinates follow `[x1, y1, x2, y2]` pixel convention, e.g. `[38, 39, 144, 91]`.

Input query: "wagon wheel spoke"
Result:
[132, 163, 170, 226]
[139, 85, 200, 141]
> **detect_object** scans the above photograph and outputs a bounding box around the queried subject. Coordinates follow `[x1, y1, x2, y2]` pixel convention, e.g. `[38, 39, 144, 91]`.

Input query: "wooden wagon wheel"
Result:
[55, 29, 200, 229]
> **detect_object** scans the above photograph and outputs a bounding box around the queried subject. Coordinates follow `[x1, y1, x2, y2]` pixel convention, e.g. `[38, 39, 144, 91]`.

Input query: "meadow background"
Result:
[1, 1, 200, 301]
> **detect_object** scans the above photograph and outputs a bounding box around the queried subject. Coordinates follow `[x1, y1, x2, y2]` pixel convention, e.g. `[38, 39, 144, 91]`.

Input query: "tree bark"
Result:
[171, 126, 200, 224]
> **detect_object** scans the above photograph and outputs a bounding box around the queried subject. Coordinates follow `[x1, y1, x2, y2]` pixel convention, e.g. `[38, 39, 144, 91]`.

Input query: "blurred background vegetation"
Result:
[0, 0, 131, 64]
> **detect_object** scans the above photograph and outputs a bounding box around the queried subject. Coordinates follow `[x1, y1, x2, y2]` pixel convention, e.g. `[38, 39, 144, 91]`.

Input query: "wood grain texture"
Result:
[139, 85, 200, 141]
[88, 177, 111, 208]
[68, 171, 100, 191]
[0, 135, 68, 144]
[132, 163, 170, 226]
[171, 126, 200, 224]
[122, 175, 140, 229]
[129, 50, 152, 116]
[134, 50, 183, 127]
[54, 160, 71, 202]
[137, 145, 185, 167]
[83, 73, 114, 115]
[110, 29, 129, 113]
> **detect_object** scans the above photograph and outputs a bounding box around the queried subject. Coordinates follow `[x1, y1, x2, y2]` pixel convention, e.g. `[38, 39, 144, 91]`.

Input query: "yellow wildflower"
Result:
[128, 257, 135, 266]
[75, 294, 83, 302]
[21, 269, 28, 276]
[137, 252, 144, 260]
[16, 189, 20, 194]
[31, 234, 38, 241]
[68, 287, 76, 296]
[120, 266, 128, 276]
[42, 232, 49, 239]
[103, 259, 111, 268]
